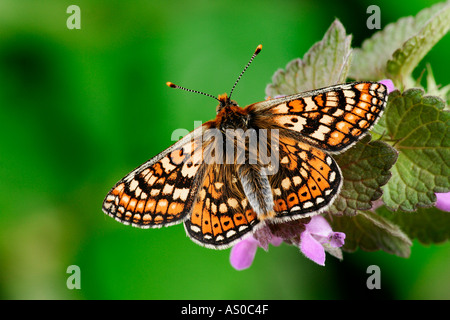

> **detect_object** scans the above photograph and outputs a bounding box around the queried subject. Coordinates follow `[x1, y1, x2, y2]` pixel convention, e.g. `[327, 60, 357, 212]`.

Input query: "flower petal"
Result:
[329, 232, 346, 247]
[305, 215, 333, 237]
[379, 79, 395, 94]
[300, 231, 326, 266]
[435, 192, 450, 212]
[229, 237, 259, 270]
[270, 236, 283, 247]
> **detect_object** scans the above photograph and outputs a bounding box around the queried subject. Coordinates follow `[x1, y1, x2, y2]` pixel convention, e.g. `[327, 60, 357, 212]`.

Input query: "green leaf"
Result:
[381, 89, 450, 211]
[328, 135, 398, 216]
[377, 205, 450, 245]
[425, 64, 450, 107]
[386, 3, 450, 85]
[349, 1, 449, 82]
[265, 19, 352, 97]
[328, 210, 412, 257]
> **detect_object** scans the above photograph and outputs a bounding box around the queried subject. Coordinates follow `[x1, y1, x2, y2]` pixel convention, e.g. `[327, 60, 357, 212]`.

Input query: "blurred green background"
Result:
[0, 0, 449, 300]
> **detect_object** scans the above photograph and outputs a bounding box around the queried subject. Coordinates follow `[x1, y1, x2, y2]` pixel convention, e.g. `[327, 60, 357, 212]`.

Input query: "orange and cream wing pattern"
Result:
[185, 165, 260, 248]
[250, 82, 387, 153]
[103, 78, 387, 249]
[269, 137, 342, 221]
[102, 126, 208, 228]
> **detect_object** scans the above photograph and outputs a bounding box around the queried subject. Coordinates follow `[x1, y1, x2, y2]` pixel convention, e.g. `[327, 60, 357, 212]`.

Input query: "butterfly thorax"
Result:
[208, 94, 275, 220]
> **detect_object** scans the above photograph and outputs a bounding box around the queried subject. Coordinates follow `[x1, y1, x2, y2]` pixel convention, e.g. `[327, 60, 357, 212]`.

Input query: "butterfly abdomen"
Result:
[238, 164, 274, 219]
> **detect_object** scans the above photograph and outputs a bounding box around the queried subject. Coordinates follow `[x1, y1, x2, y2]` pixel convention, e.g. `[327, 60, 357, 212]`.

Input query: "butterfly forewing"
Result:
[102, 125, 210, 228]
[249, 82, 387, 153]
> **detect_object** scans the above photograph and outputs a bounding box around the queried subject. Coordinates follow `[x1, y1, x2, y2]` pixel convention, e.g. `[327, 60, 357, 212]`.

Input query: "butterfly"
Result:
[102, 44, 388, 249]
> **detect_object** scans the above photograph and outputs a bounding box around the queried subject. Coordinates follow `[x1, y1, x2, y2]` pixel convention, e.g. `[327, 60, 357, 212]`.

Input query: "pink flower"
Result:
[379, 79, 395, 94]
[229, 216, 345, 270]
[230, 234, 282, 271]
[435, 192, 450, 212]
[300, 216, 345, 266]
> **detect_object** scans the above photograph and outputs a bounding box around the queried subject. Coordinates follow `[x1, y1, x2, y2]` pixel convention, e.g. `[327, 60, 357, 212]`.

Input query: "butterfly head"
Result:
[216, 95, 249, 131]
[216, 93, 238, 113]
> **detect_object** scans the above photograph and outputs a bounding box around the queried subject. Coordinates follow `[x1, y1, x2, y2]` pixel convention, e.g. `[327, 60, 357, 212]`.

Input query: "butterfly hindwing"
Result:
[185, 164, 260, 248]
[269, 137, 342, 221]
[102, 125, 209, 228]
[249, 82, 387, 153]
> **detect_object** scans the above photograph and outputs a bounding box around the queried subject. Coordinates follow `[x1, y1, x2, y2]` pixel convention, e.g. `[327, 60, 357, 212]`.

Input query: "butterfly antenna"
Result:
[228, 44, 262, 100]
[166, 82, 219, 102]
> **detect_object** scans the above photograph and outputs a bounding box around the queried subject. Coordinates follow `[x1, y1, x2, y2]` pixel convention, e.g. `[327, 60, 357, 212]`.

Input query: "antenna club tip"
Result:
[255, 44, 262, 54]
[166, 81, 177, 88]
